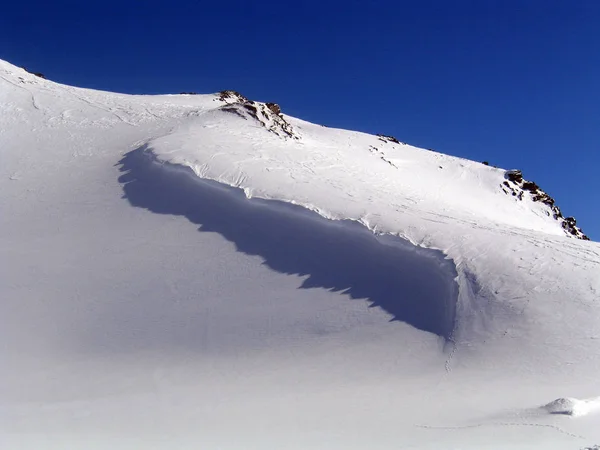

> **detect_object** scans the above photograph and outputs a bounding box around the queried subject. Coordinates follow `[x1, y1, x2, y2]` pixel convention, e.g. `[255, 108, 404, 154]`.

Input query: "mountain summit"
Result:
[1, 59, 599, 449]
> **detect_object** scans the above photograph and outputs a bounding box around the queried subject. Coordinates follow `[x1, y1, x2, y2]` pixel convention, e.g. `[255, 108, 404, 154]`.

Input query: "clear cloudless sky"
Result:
[1, 0, 598, 239]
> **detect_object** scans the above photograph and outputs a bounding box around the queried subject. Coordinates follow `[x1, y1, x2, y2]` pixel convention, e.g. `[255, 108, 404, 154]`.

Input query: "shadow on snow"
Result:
[117, 147, 459, 341]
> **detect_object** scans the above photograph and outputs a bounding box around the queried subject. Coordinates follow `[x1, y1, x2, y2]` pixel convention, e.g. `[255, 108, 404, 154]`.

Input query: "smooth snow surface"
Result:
[2, 58, 600, 449]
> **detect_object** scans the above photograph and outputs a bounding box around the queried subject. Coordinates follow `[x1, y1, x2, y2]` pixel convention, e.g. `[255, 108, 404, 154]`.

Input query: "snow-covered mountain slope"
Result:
[2, 58, 600, 449]
[150, 89, 588, 240]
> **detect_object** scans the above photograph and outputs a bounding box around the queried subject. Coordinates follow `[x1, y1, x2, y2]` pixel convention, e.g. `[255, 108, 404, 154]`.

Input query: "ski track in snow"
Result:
[416, 421, 586, 440]
[417, 395, 600, 442]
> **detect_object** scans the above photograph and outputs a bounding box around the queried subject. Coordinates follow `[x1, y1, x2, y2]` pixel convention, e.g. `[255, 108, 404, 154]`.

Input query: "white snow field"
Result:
[1, 58, 600, 449]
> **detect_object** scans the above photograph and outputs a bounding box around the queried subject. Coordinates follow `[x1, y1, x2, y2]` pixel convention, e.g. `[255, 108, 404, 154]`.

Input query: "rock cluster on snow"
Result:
[502, 169, 589, 240]
[216, 90, 298, 140]
[217, 90, 250, 103]
[376, 134, 405, 145]
[22, 67, 46, 79]
[265, 102, 281, 115]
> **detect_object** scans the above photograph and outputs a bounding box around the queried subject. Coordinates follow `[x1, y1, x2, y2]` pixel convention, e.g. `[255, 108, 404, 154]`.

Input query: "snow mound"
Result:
[118, 147, 460, 341]
[542, 397, 600, 417]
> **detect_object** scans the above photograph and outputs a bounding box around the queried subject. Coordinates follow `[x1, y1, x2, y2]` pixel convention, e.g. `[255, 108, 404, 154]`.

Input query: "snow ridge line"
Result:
[120, 146, 460, 342]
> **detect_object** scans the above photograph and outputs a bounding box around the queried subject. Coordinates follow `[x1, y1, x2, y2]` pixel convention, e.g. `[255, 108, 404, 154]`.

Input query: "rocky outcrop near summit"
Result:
[502, 169, 589, 240]
[216, 90, 299, 140]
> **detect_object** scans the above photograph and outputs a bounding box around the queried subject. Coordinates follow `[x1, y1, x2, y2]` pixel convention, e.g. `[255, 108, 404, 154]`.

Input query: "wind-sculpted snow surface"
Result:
[118, 147, 459, 341]
[2, 58, 600, 449]
[144, 103, 600, 354]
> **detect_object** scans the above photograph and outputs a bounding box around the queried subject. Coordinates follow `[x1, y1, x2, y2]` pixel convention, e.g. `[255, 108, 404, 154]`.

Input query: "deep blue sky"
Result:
[1, 1, 598, 240]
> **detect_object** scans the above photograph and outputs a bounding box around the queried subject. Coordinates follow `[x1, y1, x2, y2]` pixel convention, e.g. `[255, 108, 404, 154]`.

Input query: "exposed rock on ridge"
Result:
[502, 169, 589, 240]
[216, 90, 299, 140]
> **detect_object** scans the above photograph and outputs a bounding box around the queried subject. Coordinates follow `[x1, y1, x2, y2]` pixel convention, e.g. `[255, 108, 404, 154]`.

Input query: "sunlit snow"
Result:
[2, 59, 600, 449]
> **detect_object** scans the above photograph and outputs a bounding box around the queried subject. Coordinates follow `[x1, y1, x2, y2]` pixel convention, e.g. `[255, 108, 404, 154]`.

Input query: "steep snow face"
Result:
[117, 147, 460, 341]
[145, 84, 600, 350]
[149, 96, 590, 243]
[2, 58, 600, 449]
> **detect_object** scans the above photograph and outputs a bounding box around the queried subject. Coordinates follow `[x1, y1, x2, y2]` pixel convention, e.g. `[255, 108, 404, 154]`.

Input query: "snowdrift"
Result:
[118, 146, 459, 341]
[2, 58, 600, 449]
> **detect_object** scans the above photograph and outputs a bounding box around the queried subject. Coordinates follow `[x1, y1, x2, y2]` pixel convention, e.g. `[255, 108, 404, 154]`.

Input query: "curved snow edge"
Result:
[119, 146, 462, 343]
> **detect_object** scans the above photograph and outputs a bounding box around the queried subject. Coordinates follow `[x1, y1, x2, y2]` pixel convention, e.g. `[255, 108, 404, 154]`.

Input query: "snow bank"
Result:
[542, 397, 600, 417]
[118, 147, 460, 341]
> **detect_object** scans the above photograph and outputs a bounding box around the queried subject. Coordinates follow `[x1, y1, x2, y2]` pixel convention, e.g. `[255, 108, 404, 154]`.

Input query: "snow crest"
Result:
[118, 146, 460, 341]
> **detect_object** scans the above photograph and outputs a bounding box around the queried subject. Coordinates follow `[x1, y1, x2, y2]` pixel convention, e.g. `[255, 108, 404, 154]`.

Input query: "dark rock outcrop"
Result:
[505, 169, 523, 184]
[376, 134, 404, 145]
[501, 169, 589, 240]
[218, 90, 250, 103]
[22, 67, 46, 79]
[265, 102, 281, 115]
[216, 91, 298, 140]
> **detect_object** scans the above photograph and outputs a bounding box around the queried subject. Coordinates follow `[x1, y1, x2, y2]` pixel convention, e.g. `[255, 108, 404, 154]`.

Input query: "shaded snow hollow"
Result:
[119, 147, 460, 341]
